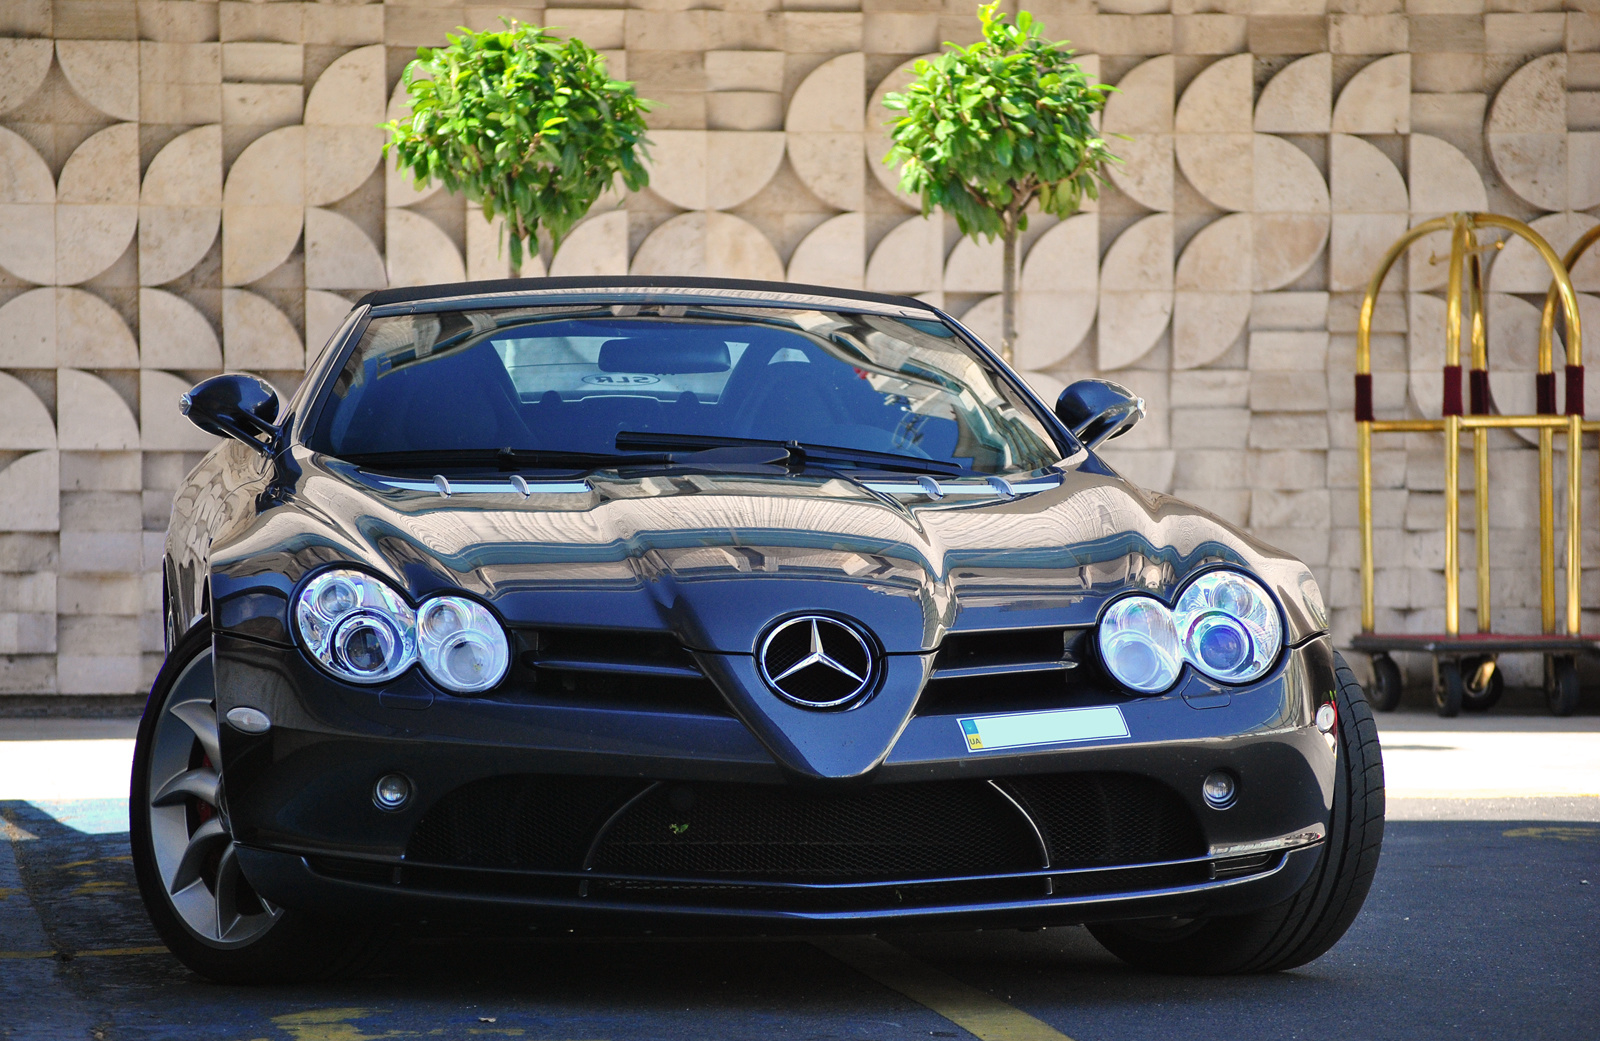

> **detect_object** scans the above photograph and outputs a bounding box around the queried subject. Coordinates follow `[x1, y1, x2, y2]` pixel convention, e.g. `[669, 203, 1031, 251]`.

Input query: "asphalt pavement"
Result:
[1, 709, 1596, 1041]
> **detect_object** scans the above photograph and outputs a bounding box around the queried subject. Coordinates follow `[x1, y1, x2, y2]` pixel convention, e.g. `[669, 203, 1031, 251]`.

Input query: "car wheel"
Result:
[1087, 652, 1385, 974]
[1433, 658, 1463, 718]
[1459, 656, 1503, 713]
[1368, 653, 1403, 712]
[131, 624, 385, 983]
[1545, 656, 1580, 717]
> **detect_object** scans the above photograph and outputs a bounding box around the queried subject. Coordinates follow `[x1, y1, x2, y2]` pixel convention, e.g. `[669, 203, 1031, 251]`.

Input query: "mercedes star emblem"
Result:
[758, 615, 876, 708]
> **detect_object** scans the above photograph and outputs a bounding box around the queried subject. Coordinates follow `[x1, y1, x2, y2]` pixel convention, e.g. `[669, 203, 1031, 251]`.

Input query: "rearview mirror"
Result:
[1055, 379, 1144, 449]
[181, 373, 280, 457]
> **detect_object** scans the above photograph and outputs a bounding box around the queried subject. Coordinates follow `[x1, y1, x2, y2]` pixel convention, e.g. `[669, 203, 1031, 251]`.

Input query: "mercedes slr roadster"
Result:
[132, 276, 1384, 983]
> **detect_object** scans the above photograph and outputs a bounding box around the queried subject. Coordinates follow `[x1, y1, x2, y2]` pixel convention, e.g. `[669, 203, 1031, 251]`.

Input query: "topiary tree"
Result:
[383, 20, 652, 275]
[885, 4, 1116, 363]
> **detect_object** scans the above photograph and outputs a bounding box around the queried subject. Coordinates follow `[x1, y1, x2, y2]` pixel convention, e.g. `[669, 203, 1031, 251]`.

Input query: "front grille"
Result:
[504, 627, 730, 715]
[588, 779, 1044, 883]
[405, 772, 1205, 892]
[408, 775, 648, 870]
[920, 627, 1108, 715]
[932, 627, 1087, 674]
[999, 773, 1206, 868]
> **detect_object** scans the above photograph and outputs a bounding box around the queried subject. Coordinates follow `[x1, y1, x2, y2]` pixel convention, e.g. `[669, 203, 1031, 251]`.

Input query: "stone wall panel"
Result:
[0, 5, 1594, 692]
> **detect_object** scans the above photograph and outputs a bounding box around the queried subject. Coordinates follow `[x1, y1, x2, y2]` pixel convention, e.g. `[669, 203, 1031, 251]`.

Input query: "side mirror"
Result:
[181, 374, 280, 457]
[1055, 379, 1145, 449]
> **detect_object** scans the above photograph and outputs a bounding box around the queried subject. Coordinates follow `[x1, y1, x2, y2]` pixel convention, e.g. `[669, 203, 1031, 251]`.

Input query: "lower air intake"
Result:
[588, 779, 1044, 883]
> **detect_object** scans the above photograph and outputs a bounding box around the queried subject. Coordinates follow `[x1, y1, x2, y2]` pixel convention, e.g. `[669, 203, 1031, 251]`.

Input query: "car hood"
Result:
[213, 451, 1326, 654]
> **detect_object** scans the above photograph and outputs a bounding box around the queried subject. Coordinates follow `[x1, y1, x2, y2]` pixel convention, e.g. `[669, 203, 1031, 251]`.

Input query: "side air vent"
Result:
[507, 628, 730, 715]
[931, 627, 1089, 679]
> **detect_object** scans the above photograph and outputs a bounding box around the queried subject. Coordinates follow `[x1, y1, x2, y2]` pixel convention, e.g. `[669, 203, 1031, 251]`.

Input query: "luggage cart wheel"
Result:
[1369, 653, 1403, 712]
[1433, 658, 1464, 718]
[1545, 655, 1580, 717]
[1460, 655, 1504, 713]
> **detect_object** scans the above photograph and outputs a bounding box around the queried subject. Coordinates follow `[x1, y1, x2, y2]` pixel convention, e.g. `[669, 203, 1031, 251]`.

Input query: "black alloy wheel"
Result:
[1087, 653, 1385, 974]
[130, 623, 386, 983]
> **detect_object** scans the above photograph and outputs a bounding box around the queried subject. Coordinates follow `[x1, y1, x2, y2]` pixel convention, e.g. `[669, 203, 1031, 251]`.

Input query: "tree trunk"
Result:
[1000, 210, 1019, 365]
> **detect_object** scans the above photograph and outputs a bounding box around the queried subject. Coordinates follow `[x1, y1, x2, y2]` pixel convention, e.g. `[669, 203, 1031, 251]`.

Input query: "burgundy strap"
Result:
[1469, 369, 1490, 415]
[1354, 374, 1374, 422]
[1567, 364, 1585, 416]
[1442, 366, 1463, 417]
[1537, 372, 1557, 415]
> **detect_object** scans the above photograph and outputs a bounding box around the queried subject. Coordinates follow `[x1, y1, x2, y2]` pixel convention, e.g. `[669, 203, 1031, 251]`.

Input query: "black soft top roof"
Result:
[354, 276, 933, 316]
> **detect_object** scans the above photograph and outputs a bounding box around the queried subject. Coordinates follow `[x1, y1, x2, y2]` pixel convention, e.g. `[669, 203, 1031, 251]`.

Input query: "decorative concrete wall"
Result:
[0, 0, 1597, 696]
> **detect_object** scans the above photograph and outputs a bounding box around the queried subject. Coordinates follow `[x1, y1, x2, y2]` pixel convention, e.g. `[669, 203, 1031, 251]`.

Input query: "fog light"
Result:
[1202, 770, 1237, 809]
[1315, 703, 1336, 734]
[373, 773, 412, 811]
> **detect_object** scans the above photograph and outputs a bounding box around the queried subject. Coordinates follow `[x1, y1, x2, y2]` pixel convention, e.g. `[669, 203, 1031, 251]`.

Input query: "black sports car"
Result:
[131, 277, 1383, 983]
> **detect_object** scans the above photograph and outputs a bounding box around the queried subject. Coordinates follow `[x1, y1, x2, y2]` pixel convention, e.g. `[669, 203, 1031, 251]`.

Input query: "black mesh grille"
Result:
[999, 773, 1206, 868]
[590, 780, 1043, 883]
[407, 775, 647, 870]
[404, 772, 1207, 895]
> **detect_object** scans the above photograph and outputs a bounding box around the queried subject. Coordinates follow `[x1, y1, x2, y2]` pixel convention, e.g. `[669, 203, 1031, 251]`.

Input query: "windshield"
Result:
[308, 304, 1063, 474]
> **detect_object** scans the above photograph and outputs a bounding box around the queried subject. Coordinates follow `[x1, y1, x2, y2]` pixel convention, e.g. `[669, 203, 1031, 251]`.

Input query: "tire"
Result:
[1545, 656, 1580, 717]
[1433, 658, 1463, 718]
[1368, 654, 1403, 712]
[131, 624, 387, 984]
[1459, 656, 1504, 713]
[1088, 652, 1385, 974]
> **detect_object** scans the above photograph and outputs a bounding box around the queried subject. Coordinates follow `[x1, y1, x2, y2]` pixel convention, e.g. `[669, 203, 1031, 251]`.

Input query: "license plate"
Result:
[959, 706, 1129, 752]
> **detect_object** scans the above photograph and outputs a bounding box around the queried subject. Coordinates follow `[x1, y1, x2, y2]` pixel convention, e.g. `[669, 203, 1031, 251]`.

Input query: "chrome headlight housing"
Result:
[1097, 569, 1284, 694]
[296, 570, 417, 684]
[1173, 571, 1282, 684]
[294, 569, 509, 693]
[417, 596, 509, 693]
[1098, 595, 1184, 693]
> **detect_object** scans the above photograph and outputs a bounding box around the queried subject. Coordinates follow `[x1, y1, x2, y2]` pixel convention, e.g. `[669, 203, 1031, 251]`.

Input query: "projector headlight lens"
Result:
[1098, 595, 1183, 693]
[417, 596, 509, 693]
[1173, 571, 1282, 684]
[295, 570, 416, 684]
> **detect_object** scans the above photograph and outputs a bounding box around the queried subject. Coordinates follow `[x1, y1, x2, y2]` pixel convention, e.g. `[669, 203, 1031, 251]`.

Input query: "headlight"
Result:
[1098, 595, 1183, 693]
[1096, 570, 1284, 694]
[294, 570, 510, 693]
[417, 595, 509, 693]
[296, 570, 416, 683]
[1173, 571, 1282, 684]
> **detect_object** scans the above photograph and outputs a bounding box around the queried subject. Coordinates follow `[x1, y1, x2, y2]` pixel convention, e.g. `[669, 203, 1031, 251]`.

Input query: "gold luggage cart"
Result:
[1350, 212, 1589, 716]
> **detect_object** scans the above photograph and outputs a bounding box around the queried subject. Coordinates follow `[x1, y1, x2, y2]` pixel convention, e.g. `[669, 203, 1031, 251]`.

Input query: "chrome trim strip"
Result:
[1208, 823, 1327, 859]
[987, 780, 1050, 871]
[360, 473, 594, 496]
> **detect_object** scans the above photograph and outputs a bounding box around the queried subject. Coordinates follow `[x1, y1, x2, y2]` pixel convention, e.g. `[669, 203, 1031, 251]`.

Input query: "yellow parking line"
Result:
[814, 937, 1075, 1041]
[0, 946, 167, 960]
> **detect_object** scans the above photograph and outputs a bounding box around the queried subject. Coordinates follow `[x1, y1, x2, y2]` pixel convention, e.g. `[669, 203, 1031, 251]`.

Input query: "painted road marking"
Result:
[815, 937, 1074, 1041]
[1503, 826, 1599, 842]
[0, 946, 167, 960]
[263, 1008, 588, 1039]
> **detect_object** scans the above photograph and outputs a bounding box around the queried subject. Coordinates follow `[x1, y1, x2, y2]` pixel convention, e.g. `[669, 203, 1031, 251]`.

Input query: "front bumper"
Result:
[212, 630, 1340, 929]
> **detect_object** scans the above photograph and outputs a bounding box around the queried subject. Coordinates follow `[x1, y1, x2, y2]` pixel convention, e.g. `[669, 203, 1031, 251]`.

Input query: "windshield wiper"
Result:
[614, 431, 967, 476]
[339, 447, 670, 472]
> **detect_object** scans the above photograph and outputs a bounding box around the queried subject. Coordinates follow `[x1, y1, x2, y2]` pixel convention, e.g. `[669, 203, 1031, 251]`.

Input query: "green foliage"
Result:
[383, 21, 652, 270]
[883, 4, 1115, 240]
